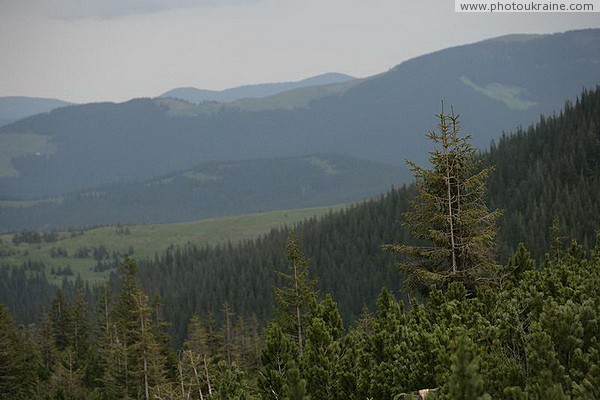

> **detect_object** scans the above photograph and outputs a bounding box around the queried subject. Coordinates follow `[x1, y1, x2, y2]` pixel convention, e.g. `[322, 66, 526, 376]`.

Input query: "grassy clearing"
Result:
[460, 76, 537, 110]
[0, 204, 346, 285]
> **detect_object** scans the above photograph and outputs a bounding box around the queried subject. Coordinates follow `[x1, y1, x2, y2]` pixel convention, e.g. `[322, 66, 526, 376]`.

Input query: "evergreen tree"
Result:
[258, 322, 298, 400]
[70, 284, 90, 367]
[130, 290, 168, 400]
[38, 311, 59, 382]
[438, 335, 490, 400]
[302, 316, 338, 399]
[302, 295, 343, 399]
[210, 359, 252, 400]
[524, 326, 570, 399]
[150, 294, 178, 382]
[285, 361, 309, 400]
[0, 305, 38, 397]
[47, 347, 88, 399]
[274, 232, 317, 356]
[384, 108, 500, 292]
[50, 288, 72, 351]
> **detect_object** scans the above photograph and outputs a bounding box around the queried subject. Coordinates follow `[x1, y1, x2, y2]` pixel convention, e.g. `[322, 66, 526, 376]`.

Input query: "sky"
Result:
[1, 0, 599, 104]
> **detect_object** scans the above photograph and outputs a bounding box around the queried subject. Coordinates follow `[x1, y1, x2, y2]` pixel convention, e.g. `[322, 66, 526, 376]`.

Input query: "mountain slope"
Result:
[159, 72, 356, 103]
[137, 86, 600, 338]
[0, 153, 408, 232]
[1, 29, 599, 198]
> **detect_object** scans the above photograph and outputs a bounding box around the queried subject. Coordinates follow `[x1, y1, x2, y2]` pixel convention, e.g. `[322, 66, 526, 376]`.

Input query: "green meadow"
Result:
[0, 204, 346, 284]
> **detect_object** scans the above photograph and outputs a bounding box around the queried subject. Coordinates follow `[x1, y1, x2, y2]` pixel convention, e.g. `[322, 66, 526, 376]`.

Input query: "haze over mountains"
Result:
[0, 154, 407, 232]
[0, 97, 72, 128]
[159, 72, 356, 104]
[1, 29, 599, 230]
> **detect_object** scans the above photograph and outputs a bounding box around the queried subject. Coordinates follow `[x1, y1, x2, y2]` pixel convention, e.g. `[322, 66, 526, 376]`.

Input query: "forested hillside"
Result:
[134, 87, 600, 340]
[2, 89, 600, 398]
[0, 154, 407, 232]
[489, 91, 600, 256]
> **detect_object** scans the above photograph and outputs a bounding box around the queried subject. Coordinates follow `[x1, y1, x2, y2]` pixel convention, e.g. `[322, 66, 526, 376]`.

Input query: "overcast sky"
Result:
[1, 0, 599, 103]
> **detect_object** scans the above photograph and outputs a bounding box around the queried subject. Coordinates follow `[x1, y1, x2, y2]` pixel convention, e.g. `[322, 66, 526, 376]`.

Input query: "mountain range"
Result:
[0, 29, 599, 225]
[0, 96, 72, 128]
[159, 72, 356, 104]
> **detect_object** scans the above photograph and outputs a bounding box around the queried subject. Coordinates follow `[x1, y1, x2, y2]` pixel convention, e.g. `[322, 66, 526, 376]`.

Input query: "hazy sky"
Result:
[1, 0, 599, 103]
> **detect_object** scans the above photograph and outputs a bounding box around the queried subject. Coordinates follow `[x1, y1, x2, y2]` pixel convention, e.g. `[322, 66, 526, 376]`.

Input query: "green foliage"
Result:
[284, 361, 309, 400]
[302, 296, 343, 399]
[384, 108, 500, 292]
[50, 288, 72, 351]
[210, 360, 253, 400]
[0, 305, 38, 398]
[258, 323, 298, 399]
[437, 335, 491, 400]
[274, 232, 318, 355]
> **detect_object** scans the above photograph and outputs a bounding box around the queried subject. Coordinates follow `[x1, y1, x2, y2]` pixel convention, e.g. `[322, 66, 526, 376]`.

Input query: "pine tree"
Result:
[302, 295, 343, 399]
[285, 361, 309, 400]
[150, 294, 178, 382]
[524, 325, 570, 399]
[258, 322, 298, 399]
[438, 335, 490, 400]
[302, 316, 337, 399]
[384, 108, 501, 292]
[98, 256, 168, 399]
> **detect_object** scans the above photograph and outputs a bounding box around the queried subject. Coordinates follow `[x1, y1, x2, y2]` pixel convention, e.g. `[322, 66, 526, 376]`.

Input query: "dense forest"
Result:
[1, 87, 600, 398]
[3, 237, 600, 399]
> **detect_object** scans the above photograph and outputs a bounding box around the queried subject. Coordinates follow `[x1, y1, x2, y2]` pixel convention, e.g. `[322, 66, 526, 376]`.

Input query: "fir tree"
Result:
[274, 232, 317, 356]
[50, 288, 72, 351]
[384, 107, 501, 292]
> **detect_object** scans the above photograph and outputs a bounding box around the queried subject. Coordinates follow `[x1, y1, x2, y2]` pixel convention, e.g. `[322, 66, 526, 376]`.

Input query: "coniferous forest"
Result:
[1, 87, 600, 399]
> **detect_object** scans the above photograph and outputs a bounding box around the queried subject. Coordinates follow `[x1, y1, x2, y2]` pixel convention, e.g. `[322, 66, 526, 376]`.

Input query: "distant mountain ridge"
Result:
[159, 72, 356, 103]
[1, 29, 599, 200]
[0, 96, 72, 127]
[0, 153, 408, 232]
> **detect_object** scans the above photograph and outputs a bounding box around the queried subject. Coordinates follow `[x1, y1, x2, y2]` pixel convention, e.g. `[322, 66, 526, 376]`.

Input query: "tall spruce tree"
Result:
[384, 107, 501, 292]
[274, 232, 317, 356]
